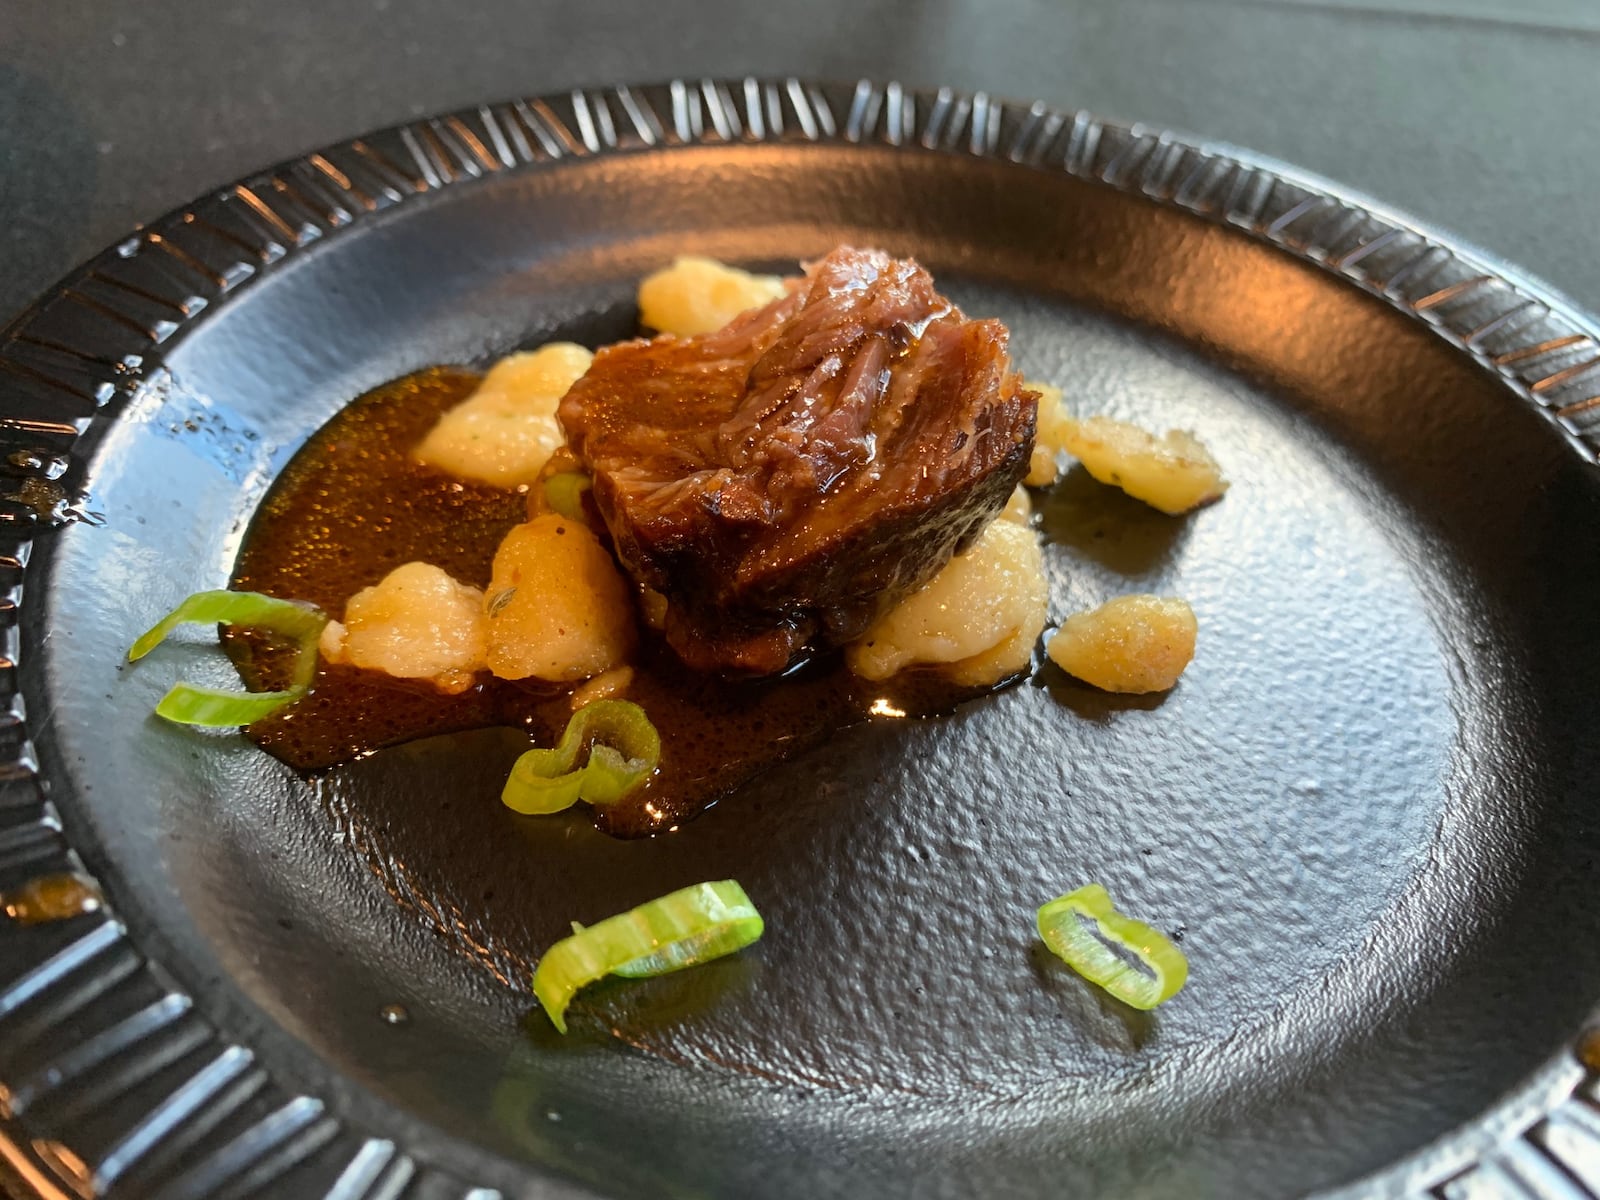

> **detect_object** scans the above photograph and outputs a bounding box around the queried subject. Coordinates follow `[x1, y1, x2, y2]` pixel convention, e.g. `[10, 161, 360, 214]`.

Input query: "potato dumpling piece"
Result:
[570, 665, 635, 711]
[319, 561, 487, 694]
[1000, 484, 1033, 525]
[848, 518, 1048, 684]
[941, 624, 1039, 688]
[1046, 595, 1197, 694]
[414, 343, 594, 488]
[637, 256, 788, 337]
[485, 514, 636, 683]
[1061, 415, 1227, 514]
[638, 587, 669, 631]
[1025, 382, 1073, 486]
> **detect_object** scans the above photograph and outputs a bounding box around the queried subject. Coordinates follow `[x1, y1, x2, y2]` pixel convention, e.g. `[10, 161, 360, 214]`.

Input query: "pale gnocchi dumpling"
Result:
[319, 561, 487, 694]
[1000, 484, 1033, 526]
[1046, 594, 1197, 694]
[484, 514, 636, 683]
[847, 518, 1048, 685]
[414, 343, 594, 488]
[1024, 382, 1073, 487]
[569, 665, 635, 711]
[1060, 415, 1227, 515]
[637, 256, 788, 337]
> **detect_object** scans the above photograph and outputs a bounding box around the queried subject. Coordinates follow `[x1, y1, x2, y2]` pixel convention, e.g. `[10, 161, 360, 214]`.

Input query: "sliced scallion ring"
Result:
[128, 589, 327, 726]
[533, 880, 764, 1033]
[501, 699, 660, 815]
[1036, 883, 1188, 1010]
[154, 684, 305, 726]
[542, 472, 592, 523]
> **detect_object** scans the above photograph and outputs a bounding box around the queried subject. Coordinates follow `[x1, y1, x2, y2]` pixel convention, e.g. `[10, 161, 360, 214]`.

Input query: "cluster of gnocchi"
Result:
[322, 258, 792, 698]
[853, 372, 1220, 696]
[1018, 380, 1223, 693]
[323, 256, 1225, 701]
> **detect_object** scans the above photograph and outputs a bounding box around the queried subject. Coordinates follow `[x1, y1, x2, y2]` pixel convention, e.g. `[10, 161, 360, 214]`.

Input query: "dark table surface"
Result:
[0, 3, 1597, 1198]
[5, 0, 1600, 333]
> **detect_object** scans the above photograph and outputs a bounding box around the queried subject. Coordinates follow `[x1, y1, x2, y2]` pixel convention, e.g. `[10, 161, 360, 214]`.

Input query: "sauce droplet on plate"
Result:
[1575, 1026, 1600, 1072]
[379, 1003, 410, 1025]
[2, 873, 104, 925]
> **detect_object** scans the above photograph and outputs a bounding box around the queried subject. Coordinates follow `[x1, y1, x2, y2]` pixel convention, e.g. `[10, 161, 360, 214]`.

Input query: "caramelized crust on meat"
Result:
[559, 246, 1037, 674]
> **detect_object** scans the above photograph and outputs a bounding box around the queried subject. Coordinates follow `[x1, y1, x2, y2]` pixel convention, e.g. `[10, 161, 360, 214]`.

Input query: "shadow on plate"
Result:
[1034, 464, 1191, 578]
[1027, 940, 1156, 1052]
[1032, 660, 1172, 722]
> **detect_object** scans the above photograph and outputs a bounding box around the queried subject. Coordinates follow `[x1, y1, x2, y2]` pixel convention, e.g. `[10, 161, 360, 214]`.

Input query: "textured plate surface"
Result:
[1, 79, 1600, 1200]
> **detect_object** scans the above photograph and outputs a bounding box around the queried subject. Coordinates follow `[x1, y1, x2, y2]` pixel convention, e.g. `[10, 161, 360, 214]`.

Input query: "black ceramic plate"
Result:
[2, 78, 1600, 1200]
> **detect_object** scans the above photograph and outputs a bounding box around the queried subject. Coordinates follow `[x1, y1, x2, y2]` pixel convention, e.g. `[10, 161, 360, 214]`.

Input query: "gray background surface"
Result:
[3, 0, 1599, 329]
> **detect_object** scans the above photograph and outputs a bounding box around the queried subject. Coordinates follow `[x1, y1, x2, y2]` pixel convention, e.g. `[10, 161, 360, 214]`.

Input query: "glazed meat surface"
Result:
[558, 246, 1037, 675]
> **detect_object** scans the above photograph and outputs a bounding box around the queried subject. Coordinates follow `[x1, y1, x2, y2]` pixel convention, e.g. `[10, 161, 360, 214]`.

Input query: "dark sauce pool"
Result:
[229, 366, 1001, 838]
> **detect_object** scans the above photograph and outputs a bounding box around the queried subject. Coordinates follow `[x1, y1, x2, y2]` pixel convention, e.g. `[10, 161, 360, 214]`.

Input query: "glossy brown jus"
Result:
[228, 365, 992, 837]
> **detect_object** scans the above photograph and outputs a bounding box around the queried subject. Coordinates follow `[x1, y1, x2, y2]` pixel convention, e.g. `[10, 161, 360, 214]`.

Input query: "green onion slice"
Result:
[155, 684, 305, 726]
[501, 699, 660, 815]
[1036, 883, 1188, 1010]
[128, 589, 327, 726]
[533, 880, 764, 1032]
[542, 472, 592, 523]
